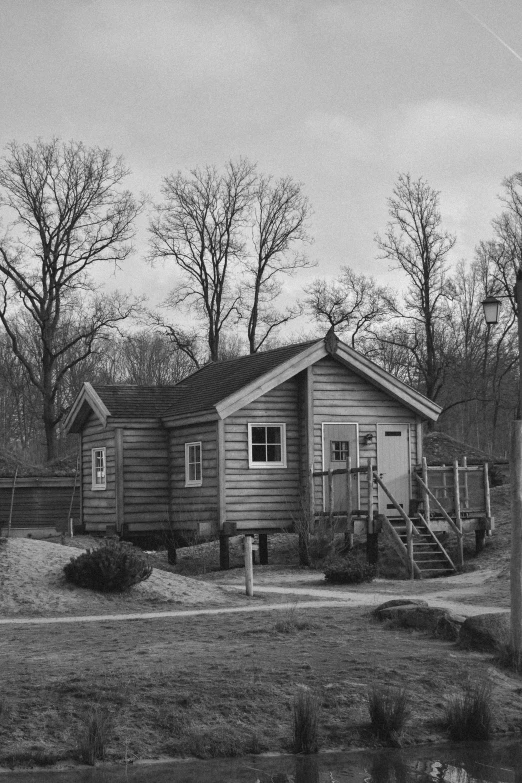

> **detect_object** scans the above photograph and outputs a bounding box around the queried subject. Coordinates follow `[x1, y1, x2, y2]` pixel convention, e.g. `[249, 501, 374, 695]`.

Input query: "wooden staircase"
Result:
[388, 513, 456, 578]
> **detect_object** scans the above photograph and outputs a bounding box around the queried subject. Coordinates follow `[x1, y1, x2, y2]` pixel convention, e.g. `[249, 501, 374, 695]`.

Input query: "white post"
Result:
[244, 535, 254, 597]
[68, 518, 74, 538]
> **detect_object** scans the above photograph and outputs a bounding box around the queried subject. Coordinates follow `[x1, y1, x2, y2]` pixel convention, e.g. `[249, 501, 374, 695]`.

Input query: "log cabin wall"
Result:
[117, 421, 170, 531]
[168, 421, 219, 533]
[312, 356, 418, 514]
[224, 378, 301, 531]
[81, 414, 116, 532]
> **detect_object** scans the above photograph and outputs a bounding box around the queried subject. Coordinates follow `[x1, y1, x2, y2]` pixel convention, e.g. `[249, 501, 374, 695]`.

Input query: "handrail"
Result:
[414, 473, 463, 539]
[378, 513, 422, 579]
[416, 512, 457, 572]
[372, 471, 421, 537]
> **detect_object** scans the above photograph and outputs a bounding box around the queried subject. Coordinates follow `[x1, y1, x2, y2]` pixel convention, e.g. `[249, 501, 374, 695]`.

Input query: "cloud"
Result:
[71, 1, 263, 83]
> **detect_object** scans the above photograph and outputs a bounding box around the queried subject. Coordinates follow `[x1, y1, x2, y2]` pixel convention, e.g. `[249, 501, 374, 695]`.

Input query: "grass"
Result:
[273, 604, 314, 634]
[76, 706, 113, 765]
[292, 688, 320, 754]
[367, 687, 409, 745]
[442, 681, 494, 741]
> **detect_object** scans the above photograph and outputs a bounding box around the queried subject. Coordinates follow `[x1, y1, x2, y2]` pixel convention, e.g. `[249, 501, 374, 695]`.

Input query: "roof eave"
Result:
[216, 340, 327, 419]
[64, 382, 112, 434]
[161, 408, 219, 428]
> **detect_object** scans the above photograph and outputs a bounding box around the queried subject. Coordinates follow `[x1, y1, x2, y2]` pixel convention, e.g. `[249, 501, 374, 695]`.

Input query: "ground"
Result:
[0, 485, 520, 769]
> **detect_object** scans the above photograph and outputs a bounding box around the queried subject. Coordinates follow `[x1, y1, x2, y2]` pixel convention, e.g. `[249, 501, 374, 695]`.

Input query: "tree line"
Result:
[0, 138, 519, 463]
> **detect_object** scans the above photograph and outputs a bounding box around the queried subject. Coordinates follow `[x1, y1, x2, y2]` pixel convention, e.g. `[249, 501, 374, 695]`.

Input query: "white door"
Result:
[376, 424, 410, 515]
[322, 423, 359, 512]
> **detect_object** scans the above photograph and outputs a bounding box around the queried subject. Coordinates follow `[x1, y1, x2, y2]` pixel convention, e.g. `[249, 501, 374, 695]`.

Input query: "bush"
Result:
[368, 686, 409, 745]
[324, 555, 376, 584]
[292, 688, 320, 754]
[64, 539, 152, 592]
[442, 681, 493, 741]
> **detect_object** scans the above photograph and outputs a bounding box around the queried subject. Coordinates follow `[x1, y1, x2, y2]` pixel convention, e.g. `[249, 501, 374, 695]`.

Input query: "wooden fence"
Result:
[0, 476, 80, 536]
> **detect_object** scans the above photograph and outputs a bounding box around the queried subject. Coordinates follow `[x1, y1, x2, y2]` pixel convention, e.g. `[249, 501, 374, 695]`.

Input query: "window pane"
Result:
[266, 444, 282, 462]
[266, 427, 281, 445]
[251, 427, 266, 444]
[252, 444, 266, 462]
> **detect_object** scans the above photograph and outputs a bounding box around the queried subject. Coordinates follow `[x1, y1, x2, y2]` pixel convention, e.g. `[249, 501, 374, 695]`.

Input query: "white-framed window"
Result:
[248, 423, 287, 468]
[91, 447, 106, 490]
[185, 441, 202, 486]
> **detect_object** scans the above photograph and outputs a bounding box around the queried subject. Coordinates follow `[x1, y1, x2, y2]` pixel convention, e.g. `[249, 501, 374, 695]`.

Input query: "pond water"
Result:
[2, 741, 522, 783]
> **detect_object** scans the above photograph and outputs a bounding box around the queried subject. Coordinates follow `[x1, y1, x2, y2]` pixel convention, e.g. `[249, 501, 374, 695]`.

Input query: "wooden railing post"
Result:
[367, 458, 373, 532]
[406, 513, 414, 580]
[453, 459, 464, 567]
[328, 468, 334, 534]
[462, 456, 469, 510]
[484, 462, 491, 520]
[345, 456, 353, 549]
[422, 457, 430, 526]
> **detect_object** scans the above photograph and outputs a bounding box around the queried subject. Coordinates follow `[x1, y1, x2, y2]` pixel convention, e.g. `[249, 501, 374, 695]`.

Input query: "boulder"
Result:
[459, 612, 510, 651]
[373, 599, 429, 619]
[378, 605, 450, 633]
[434, 613, 466, 642]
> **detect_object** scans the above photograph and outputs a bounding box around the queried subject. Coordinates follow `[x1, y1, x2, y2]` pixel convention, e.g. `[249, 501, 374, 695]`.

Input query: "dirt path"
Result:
[0, 582, 507, 625]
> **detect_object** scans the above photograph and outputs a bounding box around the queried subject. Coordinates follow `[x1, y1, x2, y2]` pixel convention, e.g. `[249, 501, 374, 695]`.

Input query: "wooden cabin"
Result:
[65, 330, 448, 558]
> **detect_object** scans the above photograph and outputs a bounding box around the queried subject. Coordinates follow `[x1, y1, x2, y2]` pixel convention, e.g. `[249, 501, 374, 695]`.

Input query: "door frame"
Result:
[376, 423, 411, 514]
[321, 421, 360, 512]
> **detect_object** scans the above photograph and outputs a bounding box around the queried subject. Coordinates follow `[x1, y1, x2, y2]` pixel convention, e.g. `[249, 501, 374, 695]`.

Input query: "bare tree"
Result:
[305, 265, 391, 349]
[0, 138, 142, 461]
[149, 159, 257, 362]
[243, 174, 312, 353]
[375, 174, 455, 402]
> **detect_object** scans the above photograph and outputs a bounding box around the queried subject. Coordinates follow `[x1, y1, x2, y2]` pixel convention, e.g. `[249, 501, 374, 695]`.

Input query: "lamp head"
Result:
[481, 295, 501, 325]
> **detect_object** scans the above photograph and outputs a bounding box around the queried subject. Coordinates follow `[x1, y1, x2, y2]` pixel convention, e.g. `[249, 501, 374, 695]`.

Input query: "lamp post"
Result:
[482, 270, 522, 662]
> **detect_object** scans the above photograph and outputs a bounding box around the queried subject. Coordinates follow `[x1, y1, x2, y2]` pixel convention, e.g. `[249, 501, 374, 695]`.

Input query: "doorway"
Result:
[376, 423, 410, 515]
[322, 423, 359, 511]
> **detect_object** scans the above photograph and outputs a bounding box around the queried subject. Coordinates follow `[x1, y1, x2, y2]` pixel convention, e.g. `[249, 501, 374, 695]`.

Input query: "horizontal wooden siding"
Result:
[313, 357, 418, 514]
[169, 422, 219, 531]
[82, 417, 116, 530]
[123, 425, 170, 526]
[0, 477, 80, 532]
[225, 379, 301, 531]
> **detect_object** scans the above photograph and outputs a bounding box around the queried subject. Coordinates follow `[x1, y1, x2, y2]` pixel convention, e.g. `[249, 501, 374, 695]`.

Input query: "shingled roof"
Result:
[161, 340, 318, 418]
[92, 385, 184, 418]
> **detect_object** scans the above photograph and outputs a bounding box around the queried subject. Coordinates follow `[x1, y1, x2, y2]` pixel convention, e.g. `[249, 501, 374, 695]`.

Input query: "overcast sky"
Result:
[2, 0, 522, 322]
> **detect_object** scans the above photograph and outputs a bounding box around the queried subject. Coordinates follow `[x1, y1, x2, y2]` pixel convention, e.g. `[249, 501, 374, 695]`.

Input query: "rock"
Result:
[372, 598, 429, 618]
[459, 613, 510, 651]
[434, 614, 464, 641]
[378, 605, 450, 633]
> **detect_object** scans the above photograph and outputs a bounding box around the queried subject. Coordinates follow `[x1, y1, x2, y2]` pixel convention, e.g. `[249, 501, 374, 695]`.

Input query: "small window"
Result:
[331, 440, 350, 462]
[248, 423, 287, 468]
[91, 448, 106, 490]
[185, 442, 202, 486]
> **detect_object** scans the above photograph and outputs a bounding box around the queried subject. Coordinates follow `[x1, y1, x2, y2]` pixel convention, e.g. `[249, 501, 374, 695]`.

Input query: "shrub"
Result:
[324, 555, 376, 585]
[368, 686, 409, 745]
[292, 688, 320, 754]
[274, 605, 313, 634]
[442, 681, 493, 741]
[64, 539, 152, 592]
[76, 706, 113, 765]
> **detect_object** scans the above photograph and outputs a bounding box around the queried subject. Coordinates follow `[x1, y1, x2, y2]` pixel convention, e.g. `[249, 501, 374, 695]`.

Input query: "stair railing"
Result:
[372, 470, 420, 580]
[414, 472, 464, 567]
[416, 512, 457, 572]
[377, 513, 422, 580]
